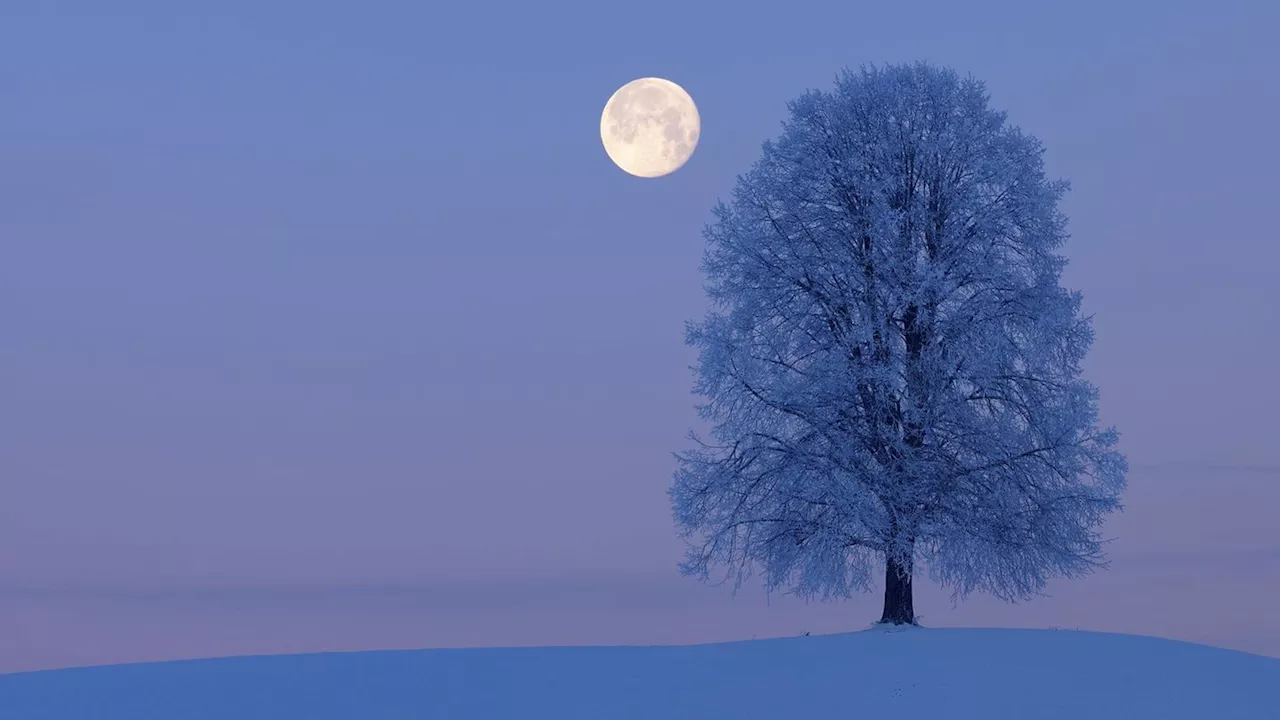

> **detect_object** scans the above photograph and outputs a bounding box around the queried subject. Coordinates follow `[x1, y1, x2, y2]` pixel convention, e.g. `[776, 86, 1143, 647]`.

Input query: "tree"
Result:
[669, 63, 1127, 625]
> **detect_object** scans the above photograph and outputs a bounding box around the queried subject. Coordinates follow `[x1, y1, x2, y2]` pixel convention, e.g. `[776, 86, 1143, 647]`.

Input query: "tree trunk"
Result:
[879, 553, 916, 625]
[884, 301, 925, 628]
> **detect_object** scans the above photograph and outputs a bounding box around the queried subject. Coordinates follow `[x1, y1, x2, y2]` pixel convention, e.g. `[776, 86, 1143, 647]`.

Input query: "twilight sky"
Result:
[2, 1, 1278, 673]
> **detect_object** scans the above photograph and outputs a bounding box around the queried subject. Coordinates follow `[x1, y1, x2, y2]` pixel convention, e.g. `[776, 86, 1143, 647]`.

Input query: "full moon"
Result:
[600, 77, 700, 178]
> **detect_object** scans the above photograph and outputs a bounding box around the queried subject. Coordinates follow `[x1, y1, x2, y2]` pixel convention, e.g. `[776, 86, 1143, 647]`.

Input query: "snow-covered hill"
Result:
[2, 627, 1276, 719]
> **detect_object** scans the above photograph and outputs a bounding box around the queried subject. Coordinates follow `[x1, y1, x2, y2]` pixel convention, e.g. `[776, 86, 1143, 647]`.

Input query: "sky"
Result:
[1, 0, 1278, 673]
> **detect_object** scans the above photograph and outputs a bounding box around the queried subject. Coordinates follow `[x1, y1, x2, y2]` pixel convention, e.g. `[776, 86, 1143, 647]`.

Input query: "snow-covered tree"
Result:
[670, 63, 1127, 625]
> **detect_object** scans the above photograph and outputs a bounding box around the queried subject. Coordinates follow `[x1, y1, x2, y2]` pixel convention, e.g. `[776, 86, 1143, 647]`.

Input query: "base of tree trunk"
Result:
[879, 555, 917, 625]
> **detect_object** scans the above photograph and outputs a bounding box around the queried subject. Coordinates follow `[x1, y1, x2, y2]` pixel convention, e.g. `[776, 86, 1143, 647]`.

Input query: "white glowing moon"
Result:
[600, 77, 700, 178]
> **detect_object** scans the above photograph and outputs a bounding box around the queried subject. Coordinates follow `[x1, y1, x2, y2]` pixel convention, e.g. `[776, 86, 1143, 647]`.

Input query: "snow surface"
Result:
[1, 627, 1277, 719]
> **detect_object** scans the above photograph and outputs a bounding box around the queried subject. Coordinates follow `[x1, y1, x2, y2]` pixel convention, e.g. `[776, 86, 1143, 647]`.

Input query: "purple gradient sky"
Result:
[1, 1, 1277, 673]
